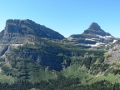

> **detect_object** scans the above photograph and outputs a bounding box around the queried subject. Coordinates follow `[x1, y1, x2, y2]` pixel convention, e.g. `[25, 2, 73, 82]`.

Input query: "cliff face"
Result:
[105, 40, 120, 64]
[0, 19, 64, 44]
[6, 44, 71, 71]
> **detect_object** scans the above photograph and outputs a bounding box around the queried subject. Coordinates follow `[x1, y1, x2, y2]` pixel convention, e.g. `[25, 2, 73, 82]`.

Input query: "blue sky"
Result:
[0, 0, 120, 37]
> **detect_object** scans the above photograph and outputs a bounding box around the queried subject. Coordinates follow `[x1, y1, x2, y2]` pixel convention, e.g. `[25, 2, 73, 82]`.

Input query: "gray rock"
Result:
[0, 19, 64, 44]
[68, 22, 115, 46]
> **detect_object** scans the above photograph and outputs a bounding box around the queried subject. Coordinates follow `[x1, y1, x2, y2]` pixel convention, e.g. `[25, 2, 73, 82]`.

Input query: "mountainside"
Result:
[0, 19, 64, 44]
[68, 22, 116, 47]
[105, 40, 120, 64]
[0, 19, 120, 89]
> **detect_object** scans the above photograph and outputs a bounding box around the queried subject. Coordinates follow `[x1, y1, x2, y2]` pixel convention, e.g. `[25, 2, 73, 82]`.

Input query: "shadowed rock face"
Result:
[0, 19, 64, 44]
[4, 19, 23, 34]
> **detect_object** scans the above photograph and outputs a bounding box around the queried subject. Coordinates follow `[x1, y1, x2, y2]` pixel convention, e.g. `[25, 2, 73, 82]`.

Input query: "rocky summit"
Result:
[88, 22, 101, 30]
[84, 22, 111, 36]
[68, 22, 116, 47]
[0, 19, 64, 44]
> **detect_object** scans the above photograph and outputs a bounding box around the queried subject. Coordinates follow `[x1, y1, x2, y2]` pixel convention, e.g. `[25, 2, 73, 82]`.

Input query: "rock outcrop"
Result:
[105, 40, 120, 64]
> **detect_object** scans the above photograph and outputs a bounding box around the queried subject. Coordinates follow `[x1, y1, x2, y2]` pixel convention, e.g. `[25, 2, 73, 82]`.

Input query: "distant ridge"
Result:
[68, 22, 115, 47]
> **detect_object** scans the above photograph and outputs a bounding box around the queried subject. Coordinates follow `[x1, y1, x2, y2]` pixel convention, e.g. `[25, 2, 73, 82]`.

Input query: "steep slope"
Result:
[105, 40, 120, 64]
[83, 22, 111, 36]
[0, 19, 64, 44]
[68, 22, 115, 46]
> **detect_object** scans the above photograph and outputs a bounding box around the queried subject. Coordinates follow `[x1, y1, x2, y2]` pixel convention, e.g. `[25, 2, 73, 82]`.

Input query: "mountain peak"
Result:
[68, 22, 114, 46]
[6, 19, 35, 26]
[4, 19, 35, 34]
[88, 22, 101, 30]
[83, 22, 111, 36]
[0, 19, 65, 44]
